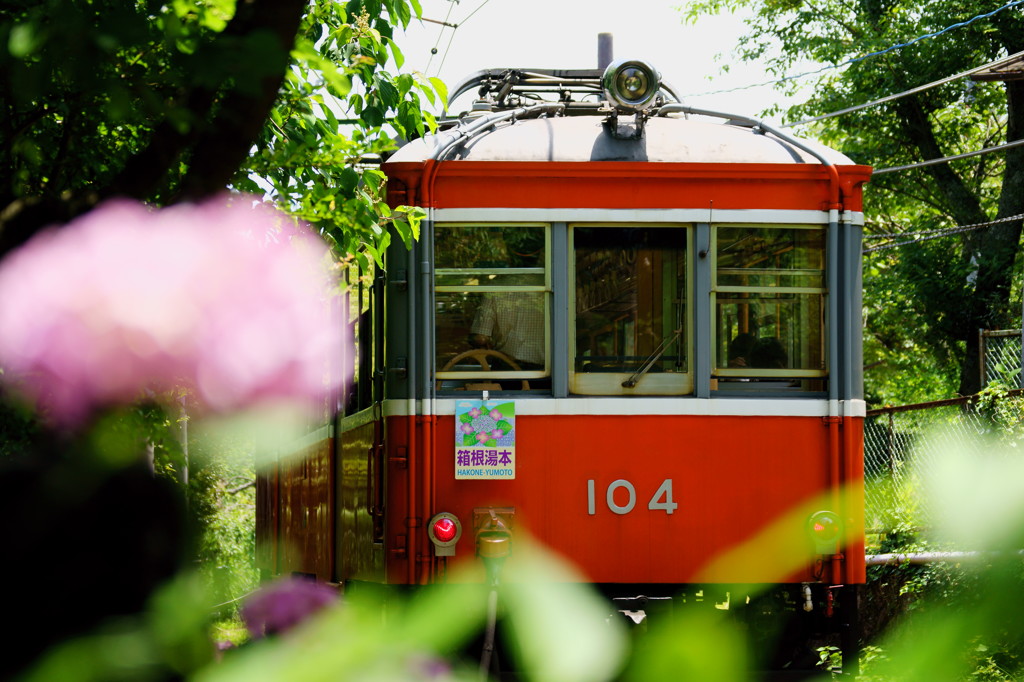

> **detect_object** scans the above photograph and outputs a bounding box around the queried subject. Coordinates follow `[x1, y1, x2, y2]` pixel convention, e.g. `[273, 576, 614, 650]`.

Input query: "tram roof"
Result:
[386, 114, 857, 166]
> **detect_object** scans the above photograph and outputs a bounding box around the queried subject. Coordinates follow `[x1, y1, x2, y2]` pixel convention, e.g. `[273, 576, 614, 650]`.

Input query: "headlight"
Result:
[602, 59, 661, 112]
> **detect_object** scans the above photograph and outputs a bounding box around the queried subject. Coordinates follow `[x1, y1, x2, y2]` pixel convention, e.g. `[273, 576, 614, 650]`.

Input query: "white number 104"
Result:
[586, 478, 678, 515]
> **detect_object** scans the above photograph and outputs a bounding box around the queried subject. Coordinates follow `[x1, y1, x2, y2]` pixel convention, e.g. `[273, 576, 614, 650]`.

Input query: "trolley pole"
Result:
[597, 33, 613, 70]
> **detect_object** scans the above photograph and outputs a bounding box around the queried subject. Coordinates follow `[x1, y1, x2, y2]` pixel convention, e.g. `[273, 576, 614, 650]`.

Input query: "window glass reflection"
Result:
[574, 227, 687, 376]
[714, 226, 826, 390]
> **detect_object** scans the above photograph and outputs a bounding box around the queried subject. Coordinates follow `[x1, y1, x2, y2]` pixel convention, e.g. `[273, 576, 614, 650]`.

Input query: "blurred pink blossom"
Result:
[0, 196, 345, 426]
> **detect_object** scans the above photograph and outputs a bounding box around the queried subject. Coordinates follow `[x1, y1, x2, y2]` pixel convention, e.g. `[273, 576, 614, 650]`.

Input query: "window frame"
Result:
[711, 223, 828, 381]
[433, 222, 552, 384]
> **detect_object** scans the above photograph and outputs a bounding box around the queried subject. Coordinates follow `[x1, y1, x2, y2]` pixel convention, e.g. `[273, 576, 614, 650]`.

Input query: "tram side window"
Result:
[571, 226, 690, 396]
[434, 224, 550, 392]
[713, 225, 826, 391]
[342, 260, 377, 414]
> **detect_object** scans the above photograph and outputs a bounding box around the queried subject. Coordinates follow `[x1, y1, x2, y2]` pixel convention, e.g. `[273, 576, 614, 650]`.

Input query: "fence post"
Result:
[979, 328, 986, 389]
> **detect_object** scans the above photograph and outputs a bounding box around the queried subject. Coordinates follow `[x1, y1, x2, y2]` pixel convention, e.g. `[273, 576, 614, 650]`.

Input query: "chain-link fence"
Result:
[864, 395, 1024, 534]
[981, 329, 1023, 388]
[863, 330, 1024, 533]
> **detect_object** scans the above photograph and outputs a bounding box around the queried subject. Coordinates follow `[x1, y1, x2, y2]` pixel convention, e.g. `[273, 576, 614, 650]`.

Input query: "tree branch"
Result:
[106, 0, 309, 203]
[227, 479, 255, 495]
[175, 0, 308, 200]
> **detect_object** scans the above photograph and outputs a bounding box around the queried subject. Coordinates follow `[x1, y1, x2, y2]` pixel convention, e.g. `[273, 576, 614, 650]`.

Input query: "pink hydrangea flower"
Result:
[476, 432, 490, 444]
[0, 196, 345, 426]
[488, 409, 503, 421]
[468, 407, 481, 418]
[491, 429, 504, 439]
[461, 423, 474, 435]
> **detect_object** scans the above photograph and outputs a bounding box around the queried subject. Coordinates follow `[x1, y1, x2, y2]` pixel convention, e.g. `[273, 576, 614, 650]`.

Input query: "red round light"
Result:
[812, 515, 839, 540]
[433, 517, 458, 543]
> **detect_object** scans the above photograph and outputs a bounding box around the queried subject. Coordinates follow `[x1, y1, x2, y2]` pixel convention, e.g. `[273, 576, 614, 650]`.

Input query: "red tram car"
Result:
[257, 58, 871, 672]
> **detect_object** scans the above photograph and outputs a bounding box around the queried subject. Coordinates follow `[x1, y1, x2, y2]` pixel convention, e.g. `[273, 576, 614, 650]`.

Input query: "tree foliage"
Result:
[0, 0, 439, 264]
[0, 3, 440, 673]
[683, 0, 1024, 402]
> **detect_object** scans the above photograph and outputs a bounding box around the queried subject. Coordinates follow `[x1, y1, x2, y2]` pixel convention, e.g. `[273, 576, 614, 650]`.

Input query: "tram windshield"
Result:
[571, 226, 690, 395]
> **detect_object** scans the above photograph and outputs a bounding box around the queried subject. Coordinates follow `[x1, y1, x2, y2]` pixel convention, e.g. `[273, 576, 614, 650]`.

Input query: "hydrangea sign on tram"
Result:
[455, 400, 516, 479]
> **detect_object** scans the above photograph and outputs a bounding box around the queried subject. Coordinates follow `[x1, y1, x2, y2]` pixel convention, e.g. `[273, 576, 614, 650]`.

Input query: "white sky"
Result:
[392, 0, 814, 122]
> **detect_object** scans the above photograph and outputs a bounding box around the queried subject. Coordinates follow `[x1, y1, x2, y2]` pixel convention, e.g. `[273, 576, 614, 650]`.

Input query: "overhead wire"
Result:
[863, 214, 1024, 253]
[434, 0, 491, 76]
[872, 138, 1024, 175]
[684, 0, 1024, 99]
[424, 0, 458, 74]
[782, 49, 1024, 129]
[744, 6, 1024, 178]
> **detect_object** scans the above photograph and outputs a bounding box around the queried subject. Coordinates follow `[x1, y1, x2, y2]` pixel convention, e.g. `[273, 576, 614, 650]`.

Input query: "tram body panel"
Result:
[377, 410, 864, 586]
[273, 437, 335, 582]
[337, 418, 386, 583]
[387, 161, 871, 213]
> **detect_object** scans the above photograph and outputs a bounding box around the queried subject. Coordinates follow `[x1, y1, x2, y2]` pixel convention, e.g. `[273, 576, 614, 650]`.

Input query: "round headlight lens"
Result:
[602, 59, 660, 111]
[618, 68, 649, 99]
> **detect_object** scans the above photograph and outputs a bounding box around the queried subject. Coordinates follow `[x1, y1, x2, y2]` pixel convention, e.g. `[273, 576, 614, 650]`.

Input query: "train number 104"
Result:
[586, 479, 677, 515]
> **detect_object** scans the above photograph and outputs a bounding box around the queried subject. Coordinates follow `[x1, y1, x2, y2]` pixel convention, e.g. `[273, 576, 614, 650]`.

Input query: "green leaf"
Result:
[9, 23, 43, 57]
[388, 37, 405, 69]
[363, 168, 385, 193]
[428, 76, 448, 108]
[338, 167, 359, 195]
[393, 219, 413, 250]
[374, 75, 400, 110]
[361, 104, 385, 127]
[397, 100, 424, 139]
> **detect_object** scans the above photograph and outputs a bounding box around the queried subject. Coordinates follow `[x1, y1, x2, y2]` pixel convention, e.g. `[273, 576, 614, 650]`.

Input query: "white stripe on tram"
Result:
[431, 208, 865, 225]
[383, 398, 867, 418]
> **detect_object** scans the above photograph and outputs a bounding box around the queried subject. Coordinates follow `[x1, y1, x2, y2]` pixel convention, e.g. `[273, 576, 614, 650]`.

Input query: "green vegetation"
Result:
[0, 0, 433, 676]
[683, 0, 1024, 404]
[4, 0, 1024, 680]
[189, 427, 259, 626]
[857, 388, 1024, 680]
[0, 0, 436, 263]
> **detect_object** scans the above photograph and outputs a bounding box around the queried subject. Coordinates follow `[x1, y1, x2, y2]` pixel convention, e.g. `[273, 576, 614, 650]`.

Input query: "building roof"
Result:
[971, 54, 1024, 82]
